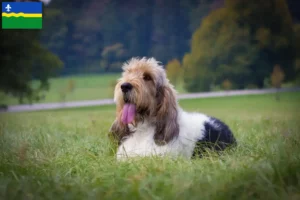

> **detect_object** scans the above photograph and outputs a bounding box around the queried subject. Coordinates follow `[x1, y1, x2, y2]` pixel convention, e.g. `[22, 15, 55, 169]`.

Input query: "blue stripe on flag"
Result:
[2, 2, 42, 14]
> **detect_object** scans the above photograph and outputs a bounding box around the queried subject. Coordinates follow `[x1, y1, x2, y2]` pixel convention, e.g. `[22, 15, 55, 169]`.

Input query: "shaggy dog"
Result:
[109, 57, 236, 160]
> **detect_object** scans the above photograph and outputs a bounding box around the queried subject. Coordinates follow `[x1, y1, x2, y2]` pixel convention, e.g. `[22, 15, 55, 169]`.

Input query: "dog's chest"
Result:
[116, 123, 171, 159]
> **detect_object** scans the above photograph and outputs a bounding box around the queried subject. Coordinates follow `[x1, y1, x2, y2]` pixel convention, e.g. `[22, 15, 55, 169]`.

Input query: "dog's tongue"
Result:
[121, 103, 136, 124]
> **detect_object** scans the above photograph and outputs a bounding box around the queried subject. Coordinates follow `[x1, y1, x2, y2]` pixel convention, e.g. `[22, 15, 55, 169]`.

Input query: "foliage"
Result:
[294, 24, 300, 85]
[271, 65, 285, 89]
[39, 0, 218, 74]
[2, 0, 299, 103]
[183, 8, 256, 92]
[227, 0, 296, 83]
[100, 43, 127, 72]
[0, 30, 63, 104]
[221, 79, 233, 90]
[183, 0, 298, 92]
[166, 59, 183, 86]
[271, 64, 285, 101]
[188, 0, 216, 32]
[39, 0, 299, 76]
[183, 53, 211, 92]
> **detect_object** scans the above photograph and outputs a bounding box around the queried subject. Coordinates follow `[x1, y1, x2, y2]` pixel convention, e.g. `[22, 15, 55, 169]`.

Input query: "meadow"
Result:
[0, 73, 188, 106]
[0, 92, 300, 200]
[0, 74, 121, 106]
[0, 72, 296, 106]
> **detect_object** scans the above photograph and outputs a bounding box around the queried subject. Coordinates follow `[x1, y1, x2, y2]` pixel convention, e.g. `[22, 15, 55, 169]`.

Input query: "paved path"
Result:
[1, 87, 299, 113]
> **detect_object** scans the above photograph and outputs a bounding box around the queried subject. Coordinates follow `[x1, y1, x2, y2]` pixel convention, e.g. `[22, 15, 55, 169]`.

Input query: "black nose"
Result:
[121, 82, 133, 93]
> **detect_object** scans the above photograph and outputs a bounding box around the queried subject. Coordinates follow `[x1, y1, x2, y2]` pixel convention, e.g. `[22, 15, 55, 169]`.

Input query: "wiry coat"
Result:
[109, 57, 236, 160]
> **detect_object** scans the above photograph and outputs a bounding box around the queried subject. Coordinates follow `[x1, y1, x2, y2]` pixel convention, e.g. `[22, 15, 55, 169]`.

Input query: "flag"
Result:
[2, 2, 43, 29]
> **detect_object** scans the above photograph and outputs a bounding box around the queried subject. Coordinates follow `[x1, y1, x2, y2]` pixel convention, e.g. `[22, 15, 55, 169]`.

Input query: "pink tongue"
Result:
[121, 103, 136, 124]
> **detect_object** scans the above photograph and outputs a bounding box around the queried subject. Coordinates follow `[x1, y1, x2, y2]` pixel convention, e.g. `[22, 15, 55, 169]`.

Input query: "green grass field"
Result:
[0, 74, 187, 106]
[0, 92, 300, 199]
[0, 73, 296, 106]
[0, 74, 121, 106]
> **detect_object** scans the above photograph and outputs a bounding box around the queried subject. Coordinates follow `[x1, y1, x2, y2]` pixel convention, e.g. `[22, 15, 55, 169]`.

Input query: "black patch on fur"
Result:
[192, 117, 236, 158]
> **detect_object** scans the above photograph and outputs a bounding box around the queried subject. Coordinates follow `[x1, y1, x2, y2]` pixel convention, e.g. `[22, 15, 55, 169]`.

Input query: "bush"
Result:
[271, 64, 285, 101]
[271, 65, 285, 89]
[221, 79, 233, 90]
[166, 59, 183, 86]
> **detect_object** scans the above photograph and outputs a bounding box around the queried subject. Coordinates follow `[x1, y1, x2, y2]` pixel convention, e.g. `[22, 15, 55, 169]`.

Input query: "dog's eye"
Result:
[143, 74, 152, 81]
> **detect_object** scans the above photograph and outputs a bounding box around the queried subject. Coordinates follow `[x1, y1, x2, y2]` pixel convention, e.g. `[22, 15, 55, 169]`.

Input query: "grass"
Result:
[0, 92, 300, 200]
[0, 73, 297, 106]
[0, 74, 121, 106]
[0, 74, 190, 106]
[0, 73, 188, 106]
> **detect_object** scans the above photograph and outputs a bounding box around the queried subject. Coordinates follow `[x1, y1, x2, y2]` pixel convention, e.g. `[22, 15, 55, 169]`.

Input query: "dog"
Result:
[109, 57, 236, 160]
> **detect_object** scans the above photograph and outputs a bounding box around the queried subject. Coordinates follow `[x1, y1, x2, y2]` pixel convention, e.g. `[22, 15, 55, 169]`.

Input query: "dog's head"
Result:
[110, 57, 179, 145]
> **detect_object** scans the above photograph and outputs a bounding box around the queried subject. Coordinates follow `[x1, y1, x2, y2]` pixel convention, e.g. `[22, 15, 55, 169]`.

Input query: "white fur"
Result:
[116, 107, 210, 161]
[113, 57, 234, 161]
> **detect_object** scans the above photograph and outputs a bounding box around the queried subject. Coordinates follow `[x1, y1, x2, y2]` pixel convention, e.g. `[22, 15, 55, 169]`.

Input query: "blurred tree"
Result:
[150, 0, 191, 64]
[166, 59, 183, 86]
[189, 0, 222, 33]
[222, 79, 233, 90]
[99, 0, 126, 48]
[41, 0, 92, 74]
[123, 0, 154, 59]
[0, 31, 63, 104]
[70, 0, 104, 73]
[183, 0, 298, 92]
[41, 8, 67, 62]
[226, 0, 296, 86]
[183, 8, 257, 92]
[271, 64, 285, 101]
[294, 24, 300, 85]
[287, 0, 300, 23]
[183, 53, 212, 92]
[100, 43, 127, 72]
[37, 0, 226, 75]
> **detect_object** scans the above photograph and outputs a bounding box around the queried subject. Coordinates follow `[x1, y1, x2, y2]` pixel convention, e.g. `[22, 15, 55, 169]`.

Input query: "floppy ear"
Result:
[154, 84, 179, 145]
[109, 111, 131, 145]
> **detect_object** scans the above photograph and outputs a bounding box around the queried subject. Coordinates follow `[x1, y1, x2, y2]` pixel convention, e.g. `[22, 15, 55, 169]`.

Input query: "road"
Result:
[1, 87, 299, 113]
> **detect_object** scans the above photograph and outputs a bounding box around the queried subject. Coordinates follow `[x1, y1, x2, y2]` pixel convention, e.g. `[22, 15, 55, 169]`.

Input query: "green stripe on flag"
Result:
[2, 17, 42, 29]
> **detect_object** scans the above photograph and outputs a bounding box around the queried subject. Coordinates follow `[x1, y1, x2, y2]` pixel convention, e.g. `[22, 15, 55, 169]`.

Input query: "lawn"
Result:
[0, 74, 121, 106]
[0, 73, 296, 106]
[0, 92, 300, 200]
[0, 73, 188, 106]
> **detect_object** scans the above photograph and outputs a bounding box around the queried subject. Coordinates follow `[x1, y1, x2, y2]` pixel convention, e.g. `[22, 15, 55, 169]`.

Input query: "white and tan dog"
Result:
[109, 57, 236, 160]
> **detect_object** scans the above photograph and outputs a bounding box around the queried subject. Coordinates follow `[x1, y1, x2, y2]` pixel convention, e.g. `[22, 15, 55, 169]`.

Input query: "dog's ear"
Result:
[154, 84, 179, 145]
[109, 111, 131, 145]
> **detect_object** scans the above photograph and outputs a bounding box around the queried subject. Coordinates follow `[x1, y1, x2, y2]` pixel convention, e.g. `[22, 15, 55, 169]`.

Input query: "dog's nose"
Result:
[121, 82, 133, 93]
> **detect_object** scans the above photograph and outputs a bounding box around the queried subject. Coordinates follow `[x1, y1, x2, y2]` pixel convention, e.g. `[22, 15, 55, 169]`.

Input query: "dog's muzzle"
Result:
[121, 82, 132, 93]
[121, 82, 132, 103]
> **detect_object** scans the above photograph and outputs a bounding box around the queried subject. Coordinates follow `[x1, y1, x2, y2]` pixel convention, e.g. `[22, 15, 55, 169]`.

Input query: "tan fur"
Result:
[109, 57, 179, 145]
